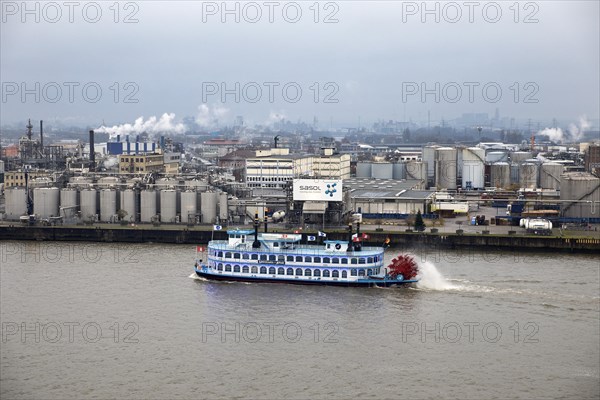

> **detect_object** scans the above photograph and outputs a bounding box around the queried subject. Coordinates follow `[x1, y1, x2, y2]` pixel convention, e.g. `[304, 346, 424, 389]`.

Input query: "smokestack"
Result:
[89, 130, 95, 172]
[116, 134, 120, 143]
[39, 120, 43, 148]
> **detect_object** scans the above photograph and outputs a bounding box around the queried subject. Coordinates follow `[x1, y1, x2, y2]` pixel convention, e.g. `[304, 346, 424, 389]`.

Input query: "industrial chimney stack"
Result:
[89, 130, 95, 172]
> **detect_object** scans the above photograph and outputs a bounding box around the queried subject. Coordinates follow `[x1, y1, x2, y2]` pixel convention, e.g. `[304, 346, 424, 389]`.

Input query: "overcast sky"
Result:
[1, 1, 599, 130]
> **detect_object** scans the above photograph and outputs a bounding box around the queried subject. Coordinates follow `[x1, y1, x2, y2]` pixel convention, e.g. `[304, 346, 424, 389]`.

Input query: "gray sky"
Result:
[1, 1, 599, 129]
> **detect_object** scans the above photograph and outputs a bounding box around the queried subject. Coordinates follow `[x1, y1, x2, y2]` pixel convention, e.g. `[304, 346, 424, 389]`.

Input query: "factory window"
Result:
[332, 258, 339, 264]
[358, 258, 366, 264]
[260, 267, 267, 274]
[234, 265, 240, 273]
[351, 258, 358, 264]
[242, 253, 249, 260]
[269, 267, 276, 274]
[351, 269, 357, 276]
[323, 257, 330, 263]
[342, 271, 348, 279]
[251, 254, 258, 260]
[332, 270, 339, 278]
[341, 258, 348, 264]
[295, 256, 302, 262]
[314, 269, 321, 277]
[286, 268, 294, 276]
[295, 268, 303, 276]
[278, 267, 285, 275]
[304, 269, 312, 277]
[313, 257, 321, 263]
[242, 265, 249, 273]
[251, 266, 258, 274]
[305, 256, 312, 263]
[323, 270, 330, 278]
[225, 265, 232, 272]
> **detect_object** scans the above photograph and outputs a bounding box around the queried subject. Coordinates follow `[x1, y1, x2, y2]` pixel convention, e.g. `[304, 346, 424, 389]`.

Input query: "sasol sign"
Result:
[293, 179, 342, 202]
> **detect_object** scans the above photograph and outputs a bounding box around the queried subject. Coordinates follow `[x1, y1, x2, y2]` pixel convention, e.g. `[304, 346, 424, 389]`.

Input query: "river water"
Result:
[1, 241, 598, 399]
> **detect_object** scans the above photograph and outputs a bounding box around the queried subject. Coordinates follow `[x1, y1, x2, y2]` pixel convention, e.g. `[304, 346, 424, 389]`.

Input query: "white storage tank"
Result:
[80, 189, 98, 221]
[160, 190, 177, 223]
[462, 147, 485, 189]
[422, 146, 438, 179]
[5, 187, 28, 220]
[511, 151, 532, 163]
[560, 172, 600, 218]
[519, 163, 539, 189]
[219, 192, 228, 221]
[120, 189, 137, 222]
[435, 147, 457, 190]
[141, 190, 158, 222]
[33, 187, 60, 218]
[486, 151, 509, 163]
[392, 163, 406, 180]
[60, 188, 78, 218]
[405, 161, 428, 189]
[356, 162, 372, 178]
[490, 162, 510, 189]
[371, 163, 393, 179]
[201, 191, 218, 224]
[510, 163, 520, 185]
[100, 189, 118, 222]
[539, 163, 564, 190]
[180, 190, 197, 224]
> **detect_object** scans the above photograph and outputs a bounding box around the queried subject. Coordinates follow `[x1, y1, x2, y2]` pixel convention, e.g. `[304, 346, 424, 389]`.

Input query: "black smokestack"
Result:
[39, 120, 43, 148]
[89, 130, 95, 171]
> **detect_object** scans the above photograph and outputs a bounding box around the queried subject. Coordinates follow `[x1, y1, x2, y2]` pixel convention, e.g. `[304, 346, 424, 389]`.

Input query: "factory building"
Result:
[118, 154, 164, 174]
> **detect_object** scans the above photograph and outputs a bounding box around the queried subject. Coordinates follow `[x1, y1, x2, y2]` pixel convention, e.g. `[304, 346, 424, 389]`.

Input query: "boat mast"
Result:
[252, 212, 261, 248]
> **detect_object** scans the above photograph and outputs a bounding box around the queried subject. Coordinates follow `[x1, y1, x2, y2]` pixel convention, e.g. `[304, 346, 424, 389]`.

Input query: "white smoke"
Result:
[568, 115, 591, 141]
[538, 127, 565, 143]
[195, 104, 230, 129]
[264, 111, 286, 127]
[536, 115, 591, 143]
[96, 113, 186, 139]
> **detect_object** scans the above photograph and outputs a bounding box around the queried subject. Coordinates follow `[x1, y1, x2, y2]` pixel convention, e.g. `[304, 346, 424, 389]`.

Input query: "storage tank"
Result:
[120, 189, 137, 222]
[141, 190, 158, 222]
[510, 163, 520, 185]
[100, 189, 118, 222]
[519, 163, 539, 189]
[511, 151, 532, 163]
[29, 178, 53, 188]
[560, 172, 600, 218]
[462, 147, 485, 189]
[5, 187, 28, 220]
[356, 162, 372, 178]
[219, 192, 228, 221]
[98, 176, 120, 189]
[456, 146, 464, 178]
[405, 161, 428, 189]
[422, 146, 438, 179]
[180, 190, 197, 224]
[59, 188, 78, 218]
[201, 191, 218, 224]
[490, 162, 511, 189]
[435, 147, 457, 190]
[160, 190, 177, 223]
[371, 163, 393, 179]
[33, 187, 59, 218]
[80, 189, 98, 221]
[486, 151, 509, 163]
[539, 163, 564, 190]
[156, 178, 179, 189]
[392, 163, 406, 180]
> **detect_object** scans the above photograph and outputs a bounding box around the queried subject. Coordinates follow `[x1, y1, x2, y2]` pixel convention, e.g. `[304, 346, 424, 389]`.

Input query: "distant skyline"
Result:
[1, 1, 599, 131]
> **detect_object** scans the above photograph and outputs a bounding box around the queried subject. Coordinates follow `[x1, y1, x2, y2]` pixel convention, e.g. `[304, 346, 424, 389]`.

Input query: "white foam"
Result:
[415, 261, 458, 291]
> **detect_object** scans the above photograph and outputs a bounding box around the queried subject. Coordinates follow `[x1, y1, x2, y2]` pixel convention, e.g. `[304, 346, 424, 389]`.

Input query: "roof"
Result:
[302, 201, 327, 213]
[351, 189, 433, 200]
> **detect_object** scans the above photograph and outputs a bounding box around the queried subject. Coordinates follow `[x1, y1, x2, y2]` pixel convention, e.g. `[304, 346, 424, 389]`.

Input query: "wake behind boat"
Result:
[193, 215, 419, 287]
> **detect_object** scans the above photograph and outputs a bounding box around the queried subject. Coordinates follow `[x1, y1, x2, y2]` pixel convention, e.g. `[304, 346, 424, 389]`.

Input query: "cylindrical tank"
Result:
[100, 189, 117, 222]
[486, 151, 509, 163]
[490, 162, 510, 189]
[60, 188, 78, 208]
[201, 191, 218, 224]
[519, 163, 539, 189]
[435, 147, 457, 190]
[392, 163, 406, 180]
[80, 189, 98, 221]
[356, 162, 372, 178]
[522, 218, 552, 230]
[29, 178, 53, 188]
[560, 173, 600, 218]
[219, 192, 228, 221]
[462, 148, 485, 189]
[120, 189, 137, 222]
[98, 176, 120, 189]
[510, 163, 520, 185]
[422, 146, 438, 179]
[405, 161, 428, 189]
[180, 190, 197, 224]
[539, 163, 564, 190]
[371, 163, 393, 179]
[156, 178, 179, 189]
[33, 187, 59, 218]
[141, 190, 158, 222]
[5, 187, 28, 220]
[511, 151, 532, 163]
[456, 146, 464, 179]
[160, 190, 177, 223]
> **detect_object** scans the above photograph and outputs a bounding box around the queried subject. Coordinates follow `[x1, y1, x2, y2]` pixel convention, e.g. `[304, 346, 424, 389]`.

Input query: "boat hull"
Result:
[194, 267, 416, 288]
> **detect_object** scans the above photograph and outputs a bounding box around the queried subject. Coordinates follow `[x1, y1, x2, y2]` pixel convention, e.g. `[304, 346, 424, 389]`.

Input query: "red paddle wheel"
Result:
[386, 254, 419, 280]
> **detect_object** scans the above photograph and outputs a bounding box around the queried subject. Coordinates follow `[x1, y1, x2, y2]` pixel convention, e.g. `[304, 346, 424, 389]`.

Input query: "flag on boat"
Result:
[307, 235, 316, 241]
[362, 233, 370, 240]
[196, 246, 205, 252]
[318, 231, 327, 237]
[213, 225, 222, 231]
[352, 235, 361, 243]
[383, 236, 391, 248]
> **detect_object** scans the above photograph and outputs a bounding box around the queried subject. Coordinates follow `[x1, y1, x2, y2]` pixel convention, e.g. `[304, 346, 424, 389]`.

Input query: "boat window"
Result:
[287, 256, 294, 262]
[373, 256, 378, 262]
[314, 269, 321, 277]
[304, 269, 312, 276]
[277, 255, 285, 263]
[260, 254, 267, 261]
[242, 253, 249, 260]
[225, 264, 232, 272]
[351, 258, 358, 264]
[269, 267, 276, 274]
[332, 258, 339, 264]
[358, 258, 366, 264]
[342, 270, 348, 278]
[313, 257, 321, 263]
[225, 252, 232, 258]
[305, 256, 312, 263]
[295, 256, 302, 262]
[277, 267, 285, 275]
[332, 270, 339, 278]
[367, 269, 373, 276]
[351, 269, 357, 276]
[286, 268, 294, 276]
[358, 269, 365, 276]
[218, 251, 223, 257]
[295, 268, 303, 275]
[251, 266, 258, 274]
[323, 257, 330, 263]
[217, 264, 223, 271]
[269, 255, 276, 262]
[367, 257, 373, 263]
[242, 265, 249, 273]
[323, 270, 330, 278]
[260, 267, 267, 274]
[341, 258, 348, 264]
[273, 242, 279, 247]
[234, 265, 240, 273]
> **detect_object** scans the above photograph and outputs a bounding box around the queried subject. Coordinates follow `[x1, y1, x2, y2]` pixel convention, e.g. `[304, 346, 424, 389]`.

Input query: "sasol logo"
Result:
[325, 183, 337, 197]
[299, 186, 320, 191]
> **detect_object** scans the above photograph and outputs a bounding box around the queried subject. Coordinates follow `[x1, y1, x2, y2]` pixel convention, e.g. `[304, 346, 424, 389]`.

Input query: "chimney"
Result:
[40, 120, 44, 148]
[89, 130, 95, 171]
